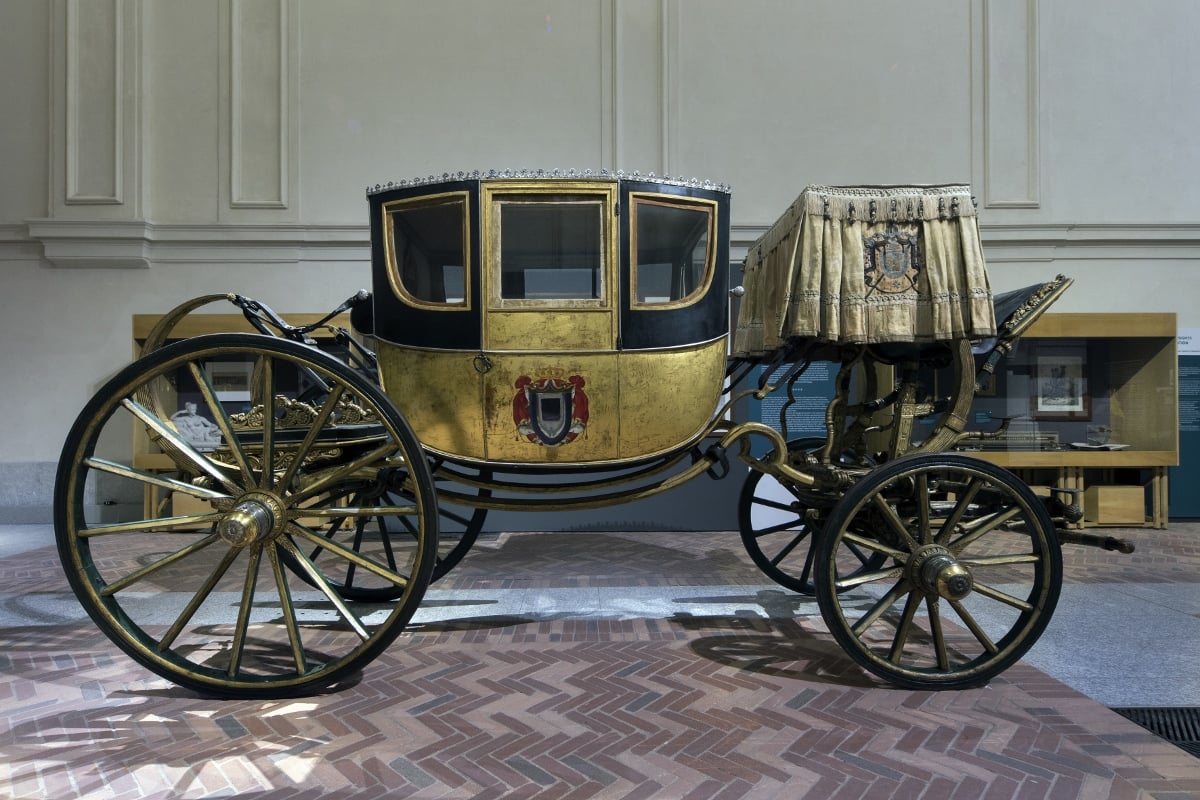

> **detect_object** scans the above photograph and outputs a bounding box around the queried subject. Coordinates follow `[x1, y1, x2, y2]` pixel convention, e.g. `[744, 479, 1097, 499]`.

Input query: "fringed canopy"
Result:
[733, 184, 996, 357]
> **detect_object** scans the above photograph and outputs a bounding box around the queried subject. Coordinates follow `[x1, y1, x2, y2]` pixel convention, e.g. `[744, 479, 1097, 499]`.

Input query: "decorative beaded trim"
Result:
[366, 168, 731, 196]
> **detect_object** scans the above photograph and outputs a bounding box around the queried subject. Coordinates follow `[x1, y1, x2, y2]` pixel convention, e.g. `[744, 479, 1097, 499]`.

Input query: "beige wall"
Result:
[1, 0, 1198, 493]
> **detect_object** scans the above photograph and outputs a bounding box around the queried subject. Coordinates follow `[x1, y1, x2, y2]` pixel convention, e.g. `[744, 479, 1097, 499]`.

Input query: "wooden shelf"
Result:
[971, 450, 1177, 469]
[960, 311, 1177, 528]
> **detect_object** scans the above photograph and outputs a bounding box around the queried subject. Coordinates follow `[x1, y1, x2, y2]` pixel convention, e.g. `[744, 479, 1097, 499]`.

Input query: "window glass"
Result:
[387, 196, 467, 305]
[633, 199, 713, 305]
[497, 199, 604, 301]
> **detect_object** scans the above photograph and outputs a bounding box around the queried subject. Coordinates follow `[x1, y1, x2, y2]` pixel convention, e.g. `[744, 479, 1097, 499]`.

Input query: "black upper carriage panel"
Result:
[364, 170, 731, 353]
[366, 176, 482, 350]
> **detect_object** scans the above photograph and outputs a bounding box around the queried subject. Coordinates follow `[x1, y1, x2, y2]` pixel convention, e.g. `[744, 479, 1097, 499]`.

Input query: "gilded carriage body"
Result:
[363, 174, 730, 464]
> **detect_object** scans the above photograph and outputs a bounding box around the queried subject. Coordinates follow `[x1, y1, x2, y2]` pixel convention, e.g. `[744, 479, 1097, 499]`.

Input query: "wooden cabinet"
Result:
[951, 313, 1177, 528]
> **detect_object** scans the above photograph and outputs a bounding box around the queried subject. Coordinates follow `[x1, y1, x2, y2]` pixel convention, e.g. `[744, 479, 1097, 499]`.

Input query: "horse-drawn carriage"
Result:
[55, 171, 1128, 698]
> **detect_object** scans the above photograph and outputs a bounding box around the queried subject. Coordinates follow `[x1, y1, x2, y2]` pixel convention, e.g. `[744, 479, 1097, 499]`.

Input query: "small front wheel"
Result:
[814, 454, 1062, 690]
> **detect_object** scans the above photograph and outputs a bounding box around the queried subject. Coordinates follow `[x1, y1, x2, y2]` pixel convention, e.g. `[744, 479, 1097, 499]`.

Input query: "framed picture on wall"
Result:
[210, 361, 253, 402]
[1032, 345, 1089, 419]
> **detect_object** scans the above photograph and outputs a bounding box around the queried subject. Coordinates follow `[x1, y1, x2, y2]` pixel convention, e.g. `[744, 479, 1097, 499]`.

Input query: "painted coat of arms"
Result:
[862, 223, 922, 294]
[512, 373, 589, 446]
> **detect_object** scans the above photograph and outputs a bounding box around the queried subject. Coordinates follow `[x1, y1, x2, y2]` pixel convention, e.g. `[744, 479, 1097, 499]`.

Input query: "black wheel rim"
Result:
[54, 334, 438, 697]
[814, 454, 1061, 690]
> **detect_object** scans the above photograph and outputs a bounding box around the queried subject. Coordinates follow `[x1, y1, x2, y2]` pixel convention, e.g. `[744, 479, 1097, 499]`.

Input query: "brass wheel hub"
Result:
[218, 491, 286, 547]
[907, 544, 974, 601]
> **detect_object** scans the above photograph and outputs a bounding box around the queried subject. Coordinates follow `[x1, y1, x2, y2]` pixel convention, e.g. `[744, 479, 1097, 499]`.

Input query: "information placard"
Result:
[744, 362, 839, 456]
[1170, 329, 1200, 517]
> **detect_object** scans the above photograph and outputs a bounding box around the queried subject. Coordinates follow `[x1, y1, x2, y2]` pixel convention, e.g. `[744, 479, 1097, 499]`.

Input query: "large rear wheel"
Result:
[738, 438, 828, 593]
[292, 465, 488, 600]
[55, 334, 438, 697]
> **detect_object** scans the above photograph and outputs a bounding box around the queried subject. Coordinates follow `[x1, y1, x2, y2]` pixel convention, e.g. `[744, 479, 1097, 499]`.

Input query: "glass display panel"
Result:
[387, 195, 468, 305]
[497, 199, 604, 302]
[633, 198, 713, 305]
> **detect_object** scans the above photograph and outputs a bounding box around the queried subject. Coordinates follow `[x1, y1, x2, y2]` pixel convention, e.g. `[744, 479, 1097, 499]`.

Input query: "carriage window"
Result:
[495, 198, 604, 303]
[632, 197, 714, 306]
[385, 194, 469, 307]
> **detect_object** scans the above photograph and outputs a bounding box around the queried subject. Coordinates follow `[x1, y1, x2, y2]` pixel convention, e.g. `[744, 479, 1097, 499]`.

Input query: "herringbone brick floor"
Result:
[2, 524, 1198, 798]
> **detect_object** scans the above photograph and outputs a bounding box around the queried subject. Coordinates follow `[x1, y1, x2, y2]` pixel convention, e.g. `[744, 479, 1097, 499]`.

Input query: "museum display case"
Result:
[937, 312, 1178, 527]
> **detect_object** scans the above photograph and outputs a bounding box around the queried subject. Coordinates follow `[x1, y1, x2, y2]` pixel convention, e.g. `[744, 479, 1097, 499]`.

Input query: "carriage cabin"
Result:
[361, 171, 731, 465]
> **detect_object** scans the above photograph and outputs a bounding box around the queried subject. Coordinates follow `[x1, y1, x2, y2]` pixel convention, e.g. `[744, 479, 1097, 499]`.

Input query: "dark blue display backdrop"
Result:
[1170, 337, 1200, 518]
[745, 362, 840, 456]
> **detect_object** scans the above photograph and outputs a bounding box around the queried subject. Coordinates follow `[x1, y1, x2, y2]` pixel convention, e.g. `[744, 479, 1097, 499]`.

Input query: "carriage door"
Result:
[478, 181, 620, 462]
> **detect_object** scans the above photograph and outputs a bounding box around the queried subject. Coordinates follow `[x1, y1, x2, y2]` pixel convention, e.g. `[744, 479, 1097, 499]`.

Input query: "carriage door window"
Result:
[631, 196, 715, 307]
[492, 195, 607, 307]
[384, 193, 470, 308]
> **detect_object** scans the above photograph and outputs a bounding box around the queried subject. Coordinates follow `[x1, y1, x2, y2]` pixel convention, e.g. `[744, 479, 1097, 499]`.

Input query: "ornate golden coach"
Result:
[54, 170, 1124, 701]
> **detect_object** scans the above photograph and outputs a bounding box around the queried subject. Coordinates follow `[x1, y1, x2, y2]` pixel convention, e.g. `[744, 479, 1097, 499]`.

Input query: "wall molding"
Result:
[660, 0, 676, 175]
[601, 0, 617, 171]
[13, 219, 1200, 270]
[64, 0, 122, 204]
[220, 0, 298, 217]
[53, 0, 142, 216]
[22, 219, 368, 268]
[976, 0, 1041, 209]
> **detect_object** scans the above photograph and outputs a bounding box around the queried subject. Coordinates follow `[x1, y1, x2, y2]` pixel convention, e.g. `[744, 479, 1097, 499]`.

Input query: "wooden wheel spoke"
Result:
[100, 532, 223, 596]
[869, 494, 920, 552]
[341, 518, 369, 588]
[258, 356, 276, 489]
[935, 476, 984, 545]
[915, 473, 932, 544]
[970, 580, 1035, 613]
[122, 397, 242, 494]
[83, 514, 223, 538]
[188, 362, 256, 487]
[438, 507, 478, 527]
[227, 545, 263, 677]
[276, 537, 370, 640]
[948, 506, 1023, 553]
[288, 523, 411, 589]
[753, 497, 801, 515]
[276, 385, 346, 493]
[267, 544, 307, 675]
[301, 505, 420, 518]
[959, 553, 1041, 567]
[374, 511, 401, 572]
[286, 441, 402, 505]
[926, 596, 950, 671]
[83, 457, 229, 502]
[836, 565, 904, 590]
[843, 538, 877, 567]
[888, 591, 923, 664]
[158, 545, 242, 651]
[766, 530, 812, 567]
[850, 581, 911, 637]
[841, 531, 909, 562]
[306, 516, 350, 561]
[948, 599, 999, 655]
